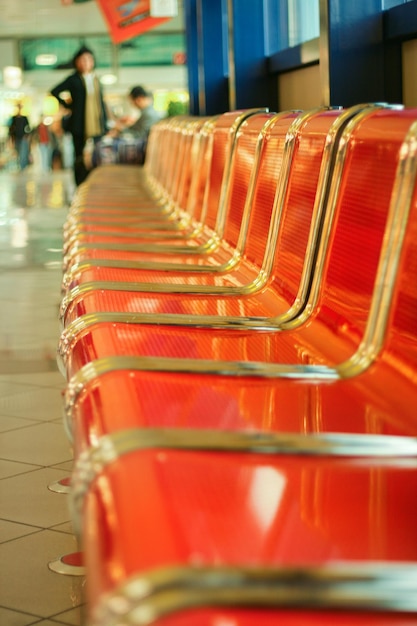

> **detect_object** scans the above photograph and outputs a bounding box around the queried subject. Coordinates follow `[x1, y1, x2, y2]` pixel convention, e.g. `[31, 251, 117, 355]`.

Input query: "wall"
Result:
[278, 64, 322, 111]
[402, 39, 417, 106]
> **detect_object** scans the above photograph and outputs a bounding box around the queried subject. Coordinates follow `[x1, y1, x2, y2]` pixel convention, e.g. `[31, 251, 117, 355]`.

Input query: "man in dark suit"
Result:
[50, 46, 108, 185]
[8, 103, 31, 170]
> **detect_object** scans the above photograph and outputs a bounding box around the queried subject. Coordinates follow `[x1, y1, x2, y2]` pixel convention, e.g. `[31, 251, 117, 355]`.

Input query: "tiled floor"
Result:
[0, 165, 86, 625]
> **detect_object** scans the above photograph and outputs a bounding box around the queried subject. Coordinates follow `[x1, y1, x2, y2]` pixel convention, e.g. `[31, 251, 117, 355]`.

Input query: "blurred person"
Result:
[107, 85, 161, 164]
[116, 85, 161, 142]
[125, 86, 161, 140]
[92, 85, 161, 167]
[50, 45, 108, 185]
[34, 117, 53, 172]
[8, 103, 31, 170]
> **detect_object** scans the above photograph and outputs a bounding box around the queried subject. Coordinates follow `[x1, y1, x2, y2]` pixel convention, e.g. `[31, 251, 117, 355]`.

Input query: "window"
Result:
[383, 0, 415, 8]
[287, 0, 319, 47]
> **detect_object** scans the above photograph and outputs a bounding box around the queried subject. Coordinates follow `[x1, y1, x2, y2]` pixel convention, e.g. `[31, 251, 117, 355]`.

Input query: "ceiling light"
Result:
[100, 74, 117, 85]
[36, 54, 58, 66]
[3, 66, 22, 89]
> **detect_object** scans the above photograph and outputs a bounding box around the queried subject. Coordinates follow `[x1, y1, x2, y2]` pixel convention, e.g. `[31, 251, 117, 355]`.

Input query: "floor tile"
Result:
[30, 619, 68, 626]
[0, 422, 73, 465]
[49, 521, 74, 536]
[51, 461, 74, 473]
[0, 607, 40, 626]
[30, 619, 76, 626]
[0, 457, 40, 479]
[0, 467, 72, 528]
[0, 519, 41, 544]
[0, 387, 62, 422]
[1, 372, 65, 388]
[0, 529, 84, 616]
[0, 169, 84, 622]
[50, 606, 85, 625]
[0, 414, 42, 433]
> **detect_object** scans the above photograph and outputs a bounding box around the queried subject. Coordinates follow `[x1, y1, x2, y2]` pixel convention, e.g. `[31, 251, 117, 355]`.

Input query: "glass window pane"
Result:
[383, 0, 415, 8]
[288, 0, 319, 47]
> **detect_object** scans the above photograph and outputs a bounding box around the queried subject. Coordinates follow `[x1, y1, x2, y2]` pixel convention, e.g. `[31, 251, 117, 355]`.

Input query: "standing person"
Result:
[35, 117, 52, 172]
[50, 46, 108, 186]
[8, 103, 31, 170]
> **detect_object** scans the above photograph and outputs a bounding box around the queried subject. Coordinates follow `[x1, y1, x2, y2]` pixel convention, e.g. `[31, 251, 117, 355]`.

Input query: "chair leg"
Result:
[47, 476, 72, 494]
[48, 551, 86, 576]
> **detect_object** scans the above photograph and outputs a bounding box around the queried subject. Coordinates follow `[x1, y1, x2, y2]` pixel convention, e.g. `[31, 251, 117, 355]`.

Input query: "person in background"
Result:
[125, 86, 161, 140]
[50, 45, 108, 186]
[34, 117, 52, 172]
[8, 103, 31, 170]
[112, 85, 161, 143]
[99, 85, 161, 166]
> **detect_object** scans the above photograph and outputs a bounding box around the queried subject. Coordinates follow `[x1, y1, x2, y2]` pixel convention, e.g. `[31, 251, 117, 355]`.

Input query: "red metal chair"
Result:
[72, 116, 189, 211]
[60, 106, 357, 328]
[59, 109, 417, 626]
[58, 107, 414, 360]
[64, 116, 214, 235]
[63, 109, 267, 272]
[62, 107, 357, 299]
[74, 430, 417, 625]
[61, 108, 417, 450]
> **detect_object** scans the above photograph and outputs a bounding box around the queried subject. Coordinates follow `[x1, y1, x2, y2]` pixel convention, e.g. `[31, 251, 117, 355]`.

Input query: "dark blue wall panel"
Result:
[184, 0, 229, 114]
[231, 0, 275, 110]
[326, 0, 386, 106]
[184, 0, 200, 113]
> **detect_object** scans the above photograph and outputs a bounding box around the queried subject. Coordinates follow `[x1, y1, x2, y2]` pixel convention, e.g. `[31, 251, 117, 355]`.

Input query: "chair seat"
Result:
[78, 440, 417, 624]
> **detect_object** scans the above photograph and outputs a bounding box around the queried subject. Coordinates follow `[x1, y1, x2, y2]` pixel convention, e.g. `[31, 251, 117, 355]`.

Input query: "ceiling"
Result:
[0, 0, 109, 38]
[0, 1, 187, 100]
[0, 0, 184, 38]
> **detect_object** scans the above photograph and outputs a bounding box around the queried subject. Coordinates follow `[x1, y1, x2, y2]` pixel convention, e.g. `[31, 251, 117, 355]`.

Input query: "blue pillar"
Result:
[184, 0, 229, 114]
[322, 0, 385, 107]
[184, 0, 200, 114]
[230, 0, 274, 110]
[383, 1, 417, 104]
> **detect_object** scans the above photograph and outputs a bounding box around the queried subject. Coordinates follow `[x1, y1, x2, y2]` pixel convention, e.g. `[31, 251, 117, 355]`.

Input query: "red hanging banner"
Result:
[96, 0, 171, 44]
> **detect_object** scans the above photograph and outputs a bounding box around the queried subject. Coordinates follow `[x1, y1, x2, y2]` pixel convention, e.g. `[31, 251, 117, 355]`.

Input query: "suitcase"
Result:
[91, 134, 146, 167]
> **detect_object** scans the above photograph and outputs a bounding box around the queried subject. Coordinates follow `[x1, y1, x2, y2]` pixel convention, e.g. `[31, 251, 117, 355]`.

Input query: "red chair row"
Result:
[58, 105, 417, 625]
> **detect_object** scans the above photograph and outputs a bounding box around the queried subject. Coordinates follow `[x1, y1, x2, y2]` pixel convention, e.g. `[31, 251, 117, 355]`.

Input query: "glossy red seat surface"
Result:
[60, 110, 417, 626]
[71, 116, 188, 211]
[62, 108, 417, 449]
[65, 116, 213, 237]
[90, 608, 417, 626]
[60, 108, 415, 363]
[61, 107, 343, 303]
[61, 106, 413, 332]
[63, 109, 266, 272]
[63, 112, 274, 255]
[77, 440, 417, 624]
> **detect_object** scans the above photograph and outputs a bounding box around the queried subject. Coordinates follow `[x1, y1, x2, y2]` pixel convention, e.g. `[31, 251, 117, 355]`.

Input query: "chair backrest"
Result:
[195, 109, 268, 236]
[293, 107, 417, 362]
[139, 117, 159, 176]
[347, 115, 417, 426]
[142, 116, 165, 177]
[384, 168, 417, 378]
[219, 110, 299, 257]
[231, 108, 349, 314]
[144, 115, 183, 183]
[174, 116, 217, 220]
[147, 116, 192, 200]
